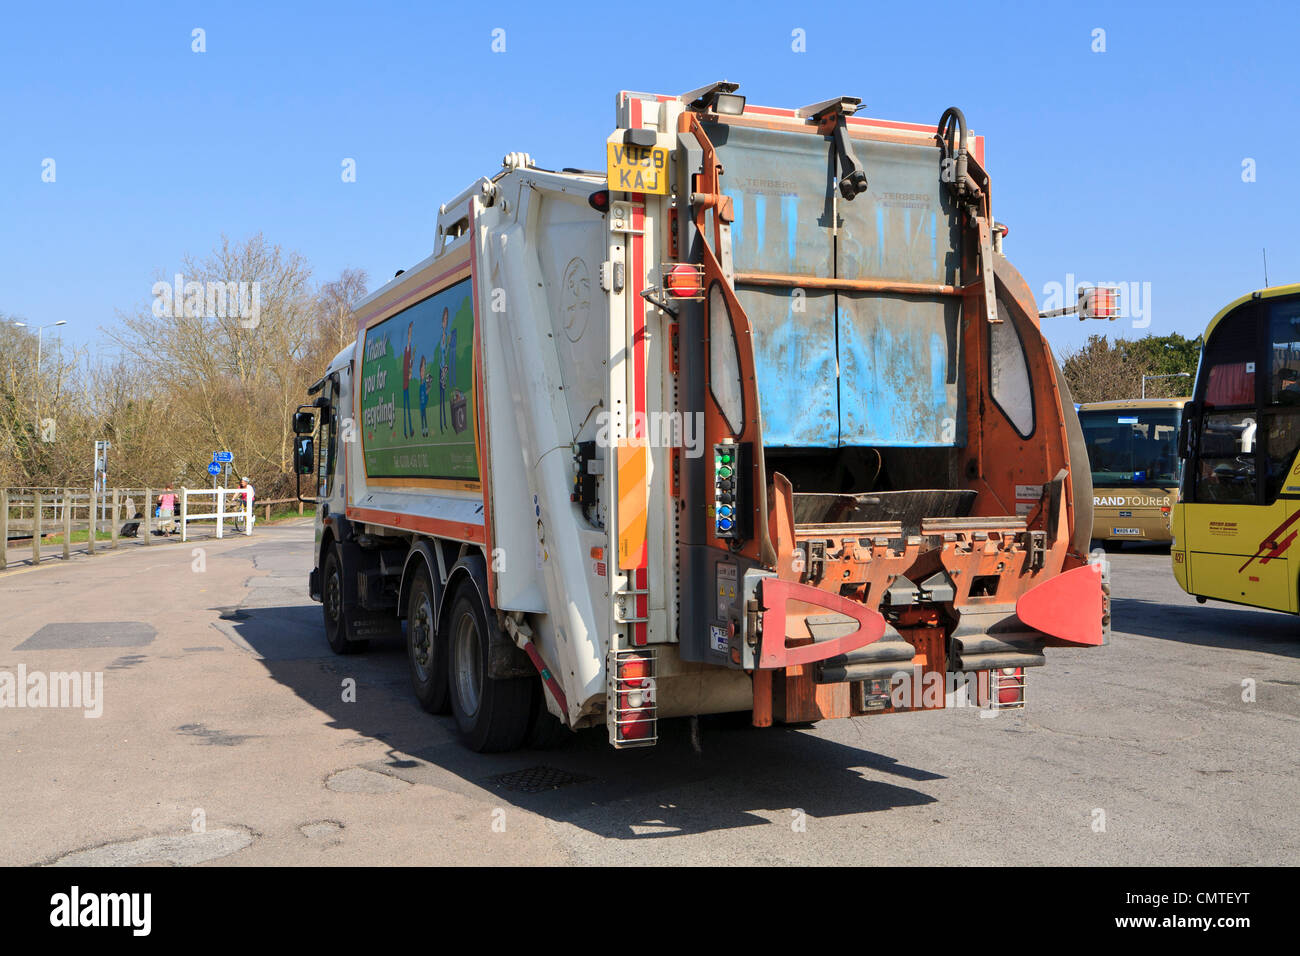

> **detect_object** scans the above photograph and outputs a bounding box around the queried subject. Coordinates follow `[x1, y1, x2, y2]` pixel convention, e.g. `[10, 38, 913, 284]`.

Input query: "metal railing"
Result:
[177, 487, 254, 542]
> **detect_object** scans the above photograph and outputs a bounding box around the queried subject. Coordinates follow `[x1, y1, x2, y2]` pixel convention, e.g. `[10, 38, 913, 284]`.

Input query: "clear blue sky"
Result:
[2, 0, 1296, 358]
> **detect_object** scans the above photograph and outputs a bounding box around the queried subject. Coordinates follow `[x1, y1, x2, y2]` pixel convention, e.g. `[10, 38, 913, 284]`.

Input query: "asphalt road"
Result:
[1, 521, 1296, 866]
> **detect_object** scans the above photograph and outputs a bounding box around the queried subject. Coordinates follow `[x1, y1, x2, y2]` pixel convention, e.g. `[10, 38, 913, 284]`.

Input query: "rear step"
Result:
[949, 607, 1046, 672]
[816, 637, 917, 683]
[803, 615, 917, 683]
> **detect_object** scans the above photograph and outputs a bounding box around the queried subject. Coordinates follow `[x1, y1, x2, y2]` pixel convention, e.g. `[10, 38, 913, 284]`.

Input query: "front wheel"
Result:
[447, 581, 532, 752]
[323, 546, 367, 655]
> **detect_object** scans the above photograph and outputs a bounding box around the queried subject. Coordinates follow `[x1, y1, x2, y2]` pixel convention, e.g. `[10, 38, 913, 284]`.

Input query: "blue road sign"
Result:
[207, 461, 222, 476]
[214, 451, 233, 463]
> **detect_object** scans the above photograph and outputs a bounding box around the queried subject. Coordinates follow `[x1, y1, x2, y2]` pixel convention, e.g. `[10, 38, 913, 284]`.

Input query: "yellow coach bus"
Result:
[1080, 399, 1188, 547]
[1171, 284, 1300, 615]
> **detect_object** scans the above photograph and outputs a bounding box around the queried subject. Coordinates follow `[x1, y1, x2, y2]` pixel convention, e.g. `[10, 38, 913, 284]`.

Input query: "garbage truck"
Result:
[293, 82, 1108, 752]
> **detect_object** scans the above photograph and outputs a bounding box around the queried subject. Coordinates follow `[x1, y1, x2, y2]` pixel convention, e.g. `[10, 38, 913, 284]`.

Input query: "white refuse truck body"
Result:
[295, 83, 1107, 752]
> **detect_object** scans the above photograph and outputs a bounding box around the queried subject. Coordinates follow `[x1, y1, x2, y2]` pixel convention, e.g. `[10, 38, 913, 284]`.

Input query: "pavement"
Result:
[0, 521, 1296, 866]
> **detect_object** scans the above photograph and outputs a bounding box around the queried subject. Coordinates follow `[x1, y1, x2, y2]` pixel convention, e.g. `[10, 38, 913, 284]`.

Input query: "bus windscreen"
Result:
[1079, 408, 1182, 487]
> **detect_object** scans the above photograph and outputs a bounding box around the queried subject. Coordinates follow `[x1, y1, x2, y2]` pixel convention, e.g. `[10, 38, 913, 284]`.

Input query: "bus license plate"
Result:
[1113, 527, 1141, 536]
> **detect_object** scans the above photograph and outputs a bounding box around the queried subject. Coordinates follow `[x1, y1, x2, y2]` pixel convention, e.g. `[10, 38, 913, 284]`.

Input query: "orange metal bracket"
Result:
[1016, 562, 1104, 647]
[755, 578, 887, 669]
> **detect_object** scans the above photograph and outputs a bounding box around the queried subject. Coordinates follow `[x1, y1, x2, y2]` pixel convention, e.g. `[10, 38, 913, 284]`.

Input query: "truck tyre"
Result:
[405, 568, 449, 714]
[525, 680, 573, 750]
[447, 581, 532, 752]
[323, 546, 368, 655]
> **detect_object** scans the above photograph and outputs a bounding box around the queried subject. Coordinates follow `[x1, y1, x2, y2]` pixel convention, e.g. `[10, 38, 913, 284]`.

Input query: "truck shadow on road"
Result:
[1111, 597, 1299, 657]
[219, 603, 945, 840]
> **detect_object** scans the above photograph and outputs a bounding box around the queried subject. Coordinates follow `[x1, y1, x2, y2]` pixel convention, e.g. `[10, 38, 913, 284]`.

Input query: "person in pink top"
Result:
[157, 484, 177, 534]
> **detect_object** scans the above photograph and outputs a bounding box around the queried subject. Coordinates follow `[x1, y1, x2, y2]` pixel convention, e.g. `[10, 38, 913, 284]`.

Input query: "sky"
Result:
[2, 0, 1297, 361]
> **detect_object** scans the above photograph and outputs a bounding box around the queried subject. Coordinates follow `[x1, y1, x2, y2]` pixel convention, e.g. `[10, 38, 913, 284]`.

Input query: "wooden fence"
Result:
[1, 488, 314, 571]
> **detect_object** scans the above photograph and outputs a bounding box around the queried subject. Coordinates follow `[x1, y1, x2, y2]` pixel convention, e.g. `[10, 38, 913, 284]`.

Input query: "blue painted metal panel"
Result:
[837, 140, 959, 284]
[705, 122, 834, 278]
[707, 122, 964, 449]
[838, 295, 965, 446]
[735, 287, 838, 447]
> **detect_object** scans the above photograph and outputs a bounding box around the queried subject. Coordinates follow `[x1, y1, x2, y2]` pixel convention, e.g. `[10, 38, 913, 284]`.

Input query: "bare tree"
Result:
[6, 237, 367, 499]
[314, 267, 370, 364]
[106, 233, 319, 496]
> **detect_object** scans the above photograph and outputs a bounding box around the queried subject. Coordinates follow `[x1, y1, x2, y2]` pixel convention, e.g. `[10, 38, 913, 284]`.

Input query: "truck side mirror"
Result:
[295, 436, 315, 475]
[293, 410, 316, 436]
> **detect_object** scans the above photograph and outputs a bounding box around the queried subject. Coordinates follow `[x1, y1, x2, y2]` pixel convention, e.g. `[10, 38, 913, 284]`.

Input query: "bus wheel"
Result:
[447, 580, 532, 752]
[405, 569, 449, 714]
[323, 546, 367, 655]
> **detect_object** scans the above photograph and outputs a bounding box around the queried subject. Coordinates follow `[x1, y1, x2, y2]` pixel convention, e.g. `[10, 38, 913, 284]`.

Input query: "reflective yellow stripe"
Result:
[617, 441, 648, 570]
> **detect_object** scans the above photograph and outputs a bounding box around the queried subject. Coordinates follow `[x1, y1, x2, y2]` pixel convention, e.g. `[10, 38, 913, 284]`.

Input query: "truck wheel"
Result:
[525, 680, 573, 750]
[447, 582, 532, 752]
[323, 546, 368, 655]
[405, 569, 449, 714]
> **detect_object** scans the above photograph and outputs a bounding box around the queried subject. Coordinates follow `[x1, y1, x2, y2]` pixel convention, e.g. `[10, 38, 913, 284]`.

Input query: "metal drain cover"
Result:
[488, 766, 592, 794]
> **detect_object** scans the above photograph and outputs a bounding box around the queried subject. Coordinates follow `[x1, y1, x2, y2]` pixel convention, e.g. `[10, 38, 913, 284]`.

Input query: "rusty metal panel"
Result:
[837, 294, 965, 446]
[735, 287, 838, 447]
[837, 140, 959, 284]
[705, 122, 834, 279]
[707, 122, 964, 450]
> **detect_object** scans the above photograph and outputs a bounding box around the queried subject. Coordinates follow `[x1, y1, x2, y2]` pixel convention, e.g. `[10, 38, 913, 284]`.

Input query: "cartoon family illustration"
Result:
[398, 308, 459, 439]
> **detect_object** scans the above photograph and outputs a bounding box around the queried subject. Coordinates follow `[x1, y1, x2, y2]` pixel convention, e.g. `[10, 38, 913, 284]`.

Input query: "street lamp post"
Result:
[1141, 371, 1191, 399]
[10, 320, 68, 425]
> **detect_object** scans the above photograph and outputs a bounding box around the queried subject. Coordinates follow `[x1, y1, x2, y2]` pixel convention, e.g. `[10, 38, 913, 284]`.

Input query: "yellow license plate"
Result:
[607, 139, 670, 195]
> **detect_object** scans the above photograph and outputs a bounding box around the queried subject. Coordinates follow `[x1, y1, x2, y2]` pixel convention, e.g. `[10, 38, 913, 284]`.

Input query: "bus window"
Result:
[1192, 303, 1260, 503]
[1194, 413, 1257, 503]
[1204, 363, 1255, 407]
[1268, 301, 1300, 405]
[1263, 412, 1300, 501]
[1201, 305, 1257, 409]
[1079, 409, 1181, 486]
[1264, 302, 1300, 500]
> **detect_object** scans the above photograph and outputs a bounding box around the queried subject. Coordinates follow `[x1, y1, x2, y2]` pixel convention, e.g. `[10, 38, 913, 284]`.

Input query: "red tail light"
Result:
[664, 263, 704, 299]
[997, 667, 1025, 706]
[612, 651, 656, 745]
